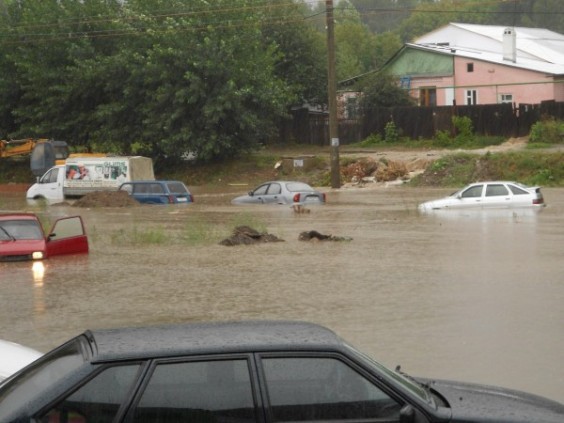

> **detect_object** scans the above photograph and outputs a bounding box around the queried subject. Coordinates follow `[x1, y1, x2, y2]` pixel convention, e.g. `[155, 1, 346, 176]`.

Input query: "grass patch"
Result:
[411, 151, 564, 187]
[110, 226, 168, 245]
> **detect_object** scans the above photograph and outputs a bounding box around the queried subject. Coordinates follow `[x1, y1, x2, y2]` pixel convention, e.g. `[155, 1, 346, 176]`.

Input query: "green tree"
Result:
[0, 0, 311, 161]
[358, 73, 415, 110]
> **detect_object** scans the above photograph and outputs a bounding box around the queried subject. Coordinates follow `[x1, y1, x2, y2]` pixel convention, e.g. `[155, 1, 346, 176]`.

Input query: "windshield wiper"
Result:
[0, 226, 15, 241]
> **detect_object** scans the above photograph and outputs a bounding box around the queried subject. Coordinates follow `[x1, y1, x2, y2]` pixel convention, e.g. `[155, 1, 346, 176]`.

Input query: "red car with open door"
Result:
[0, 213, 88, 262]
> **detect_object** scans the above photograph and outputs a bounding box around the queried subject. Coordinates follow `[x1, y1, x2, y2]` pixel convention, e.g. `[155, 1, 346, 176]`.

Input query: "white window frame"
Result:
[465, 89, 477, 105]
[498, 93, 513, 104]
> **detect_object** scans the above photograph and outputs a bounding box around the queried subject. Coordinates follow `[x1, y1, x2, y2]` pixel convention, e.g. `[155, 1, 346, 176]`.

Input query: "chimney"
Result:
[503, 27, 516, 63]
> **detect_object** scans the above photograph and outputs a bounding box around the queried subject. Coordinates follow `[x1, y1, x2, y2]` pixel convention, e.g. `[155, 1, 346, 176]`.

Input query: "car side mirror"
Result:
[399, 405, 415, 423]
[248, 191, 254, 196]
[47, 233, 56, 241]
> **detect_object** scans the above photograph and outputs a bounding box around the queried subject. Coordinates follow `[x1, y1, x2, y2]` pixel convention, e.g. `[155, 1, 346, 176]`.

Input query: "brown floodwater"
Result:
[0, 185, 563, 402]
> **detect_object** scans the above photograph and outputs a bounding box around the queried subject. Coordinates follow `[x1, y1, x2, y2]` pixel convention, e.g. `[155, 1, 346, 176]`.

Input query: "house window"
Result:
[467, 63, 474, 72]
[419, 87, 436, 106]
[465, 89, 477, 105]
[499, 93, 513, 104]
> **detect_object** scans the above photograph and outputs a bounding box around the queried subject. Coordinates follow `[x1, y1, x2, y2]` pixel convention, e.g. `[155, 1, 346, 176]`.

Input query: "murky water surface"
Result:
[1, 186, 563, 402]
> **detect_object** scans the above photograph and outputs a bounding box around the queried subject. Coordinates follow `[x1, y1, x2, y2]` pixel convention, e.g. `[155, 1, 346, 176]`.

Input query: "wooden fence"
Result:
[282, 101, 564, 146]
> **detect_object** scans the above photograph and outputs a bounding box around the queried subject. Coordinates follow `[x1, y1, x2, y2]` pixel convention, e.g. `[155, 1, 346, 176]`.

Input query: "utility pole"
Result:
[326, 0, 340, 188]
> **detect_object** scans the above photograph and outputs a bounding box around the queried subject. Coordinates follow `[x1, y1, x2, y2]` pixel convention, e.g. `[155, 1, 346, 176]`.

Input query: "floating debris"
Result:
[219, 226, 284, 246]
[298, 230, 353, 242]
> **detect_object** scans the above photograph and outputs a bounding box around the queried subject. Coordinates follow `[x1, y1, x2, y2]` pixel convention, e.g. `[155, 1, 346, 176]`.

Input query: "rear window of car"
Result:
[286, 182, 313, 192]
[166, 182, 189, 194]
[508, 184, 529, 195]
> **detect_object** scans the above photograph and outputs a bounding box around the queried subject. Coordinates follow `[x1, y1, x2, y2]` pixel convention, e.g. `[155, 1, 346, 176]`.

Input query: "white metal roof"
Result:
[413, 23, 564, 75]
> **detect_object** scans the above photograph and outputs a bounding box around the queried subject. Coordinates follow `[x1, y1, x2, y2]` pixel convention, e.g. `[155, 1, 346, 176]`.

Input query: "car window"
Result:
[0, 220, 43, 240]
[38, 364, 141, 423]
[508, 184, 529, 195]
[253, 184, 269, 196]
[130, 359, 257, 423]
[267, 183, 282, 195]
[262, 357, 401, 422]
[460, 185, 483, 198]
[485, 184, 509, 197]
[149, 184, 164, 194]
[49, 216, 85, 241]
[134, 184, 151, 194]
[46, 168, 60, 184]
[167, 182, 188, 194]
[286, 182, 312, 192]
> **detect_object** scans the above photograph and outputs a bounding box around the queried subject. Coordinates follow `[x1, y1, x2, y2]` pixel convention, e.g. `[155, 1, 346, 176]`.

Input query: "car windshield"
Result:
[0, 337, 87, 420]
[0, 220, 43, 241]
[342, 343, 433, 406]
[286, 182, 313, 192]
[167, 182, 189, 194]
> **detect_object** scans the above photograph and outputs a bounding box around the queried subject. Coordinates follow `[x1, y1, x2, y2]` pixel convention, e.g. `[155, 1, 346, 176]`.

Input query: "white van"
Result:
[26, 156, 155, 202]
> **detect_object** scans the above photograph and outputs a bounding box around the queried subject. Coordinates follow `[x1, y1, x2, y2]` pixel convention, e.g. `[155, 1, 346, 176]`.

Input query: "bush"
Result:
[529, 119, 564, 144]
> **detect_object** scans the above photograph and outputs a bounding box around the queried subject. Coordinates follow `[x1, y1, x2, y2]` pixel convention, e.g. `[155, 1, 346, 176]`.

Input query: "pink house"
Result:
[380, 23, 564, 107]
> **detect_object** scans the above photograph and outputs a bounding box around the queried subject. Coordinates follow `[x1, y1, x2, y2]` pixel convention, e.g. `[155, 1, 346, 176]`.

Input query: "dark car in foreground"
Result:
[0, 213, 88, 261]
[0, 321, 561, 423]
[232, 181, 326, 205]
[118, 180, 194, 204]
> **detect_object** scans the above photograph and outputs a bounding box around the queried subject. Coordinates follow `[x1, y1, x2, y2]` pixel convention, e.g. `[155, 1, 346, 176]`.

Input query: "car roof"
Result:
[87, 320, 345, 363]
[0, 213, 40, 222]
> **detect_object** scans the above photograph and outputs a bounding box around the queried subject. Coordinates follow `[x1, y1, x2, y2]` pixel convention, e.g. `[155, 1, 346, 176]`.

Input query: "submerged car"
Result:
[118, 180, 194, 204]
[0, 340, 42, 383]
[0, 213, 89, 261]
[418, 181, 546, 211]
[232, 181, 326, 205]
[0, 320, 562, 423]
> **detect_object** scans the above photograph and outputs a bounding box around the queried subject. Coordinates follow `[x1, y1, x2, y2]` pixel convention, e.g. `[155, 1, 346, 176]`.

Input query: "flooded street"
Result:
[1, 185, 563, 402]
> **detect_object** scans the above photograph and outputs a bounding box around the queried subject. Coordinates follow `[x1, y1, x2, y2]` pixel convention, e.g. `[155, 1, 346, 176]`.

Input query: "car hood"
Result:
[0, 239, 46, 256]
[427, 379, 564, 423]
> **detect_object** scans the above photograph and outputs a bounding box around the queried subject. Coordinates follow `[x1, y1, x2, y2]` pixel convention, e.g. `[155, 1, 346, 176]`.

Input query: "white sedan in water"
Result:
[418, 181, 546, 211]
[231, 181, 326, 205]
[0, 339, 42, 382]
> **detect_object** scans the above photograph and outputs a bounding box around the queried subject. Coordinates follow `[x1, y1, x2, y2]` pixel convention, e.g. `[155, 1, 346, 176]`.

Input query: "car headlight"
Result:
[32, 251, 44, 260]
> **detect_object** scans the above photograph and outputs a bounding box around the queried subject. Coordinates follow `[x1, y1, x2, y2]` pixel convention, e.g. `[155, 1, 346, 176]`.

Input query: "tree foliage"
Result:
[0, 0, 325, 162]
[358, 73, 415, 110]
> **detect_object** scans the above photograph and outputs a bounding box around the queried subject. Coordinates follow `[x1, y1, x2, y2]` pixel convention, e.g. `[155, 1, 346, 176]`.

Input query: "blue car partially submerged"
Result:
[119, 180, 193, 205]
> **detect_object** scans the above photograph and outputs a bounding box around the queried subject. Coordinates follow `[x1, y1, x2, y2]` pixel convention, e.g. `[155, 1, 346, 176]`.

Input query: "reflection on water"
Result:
[32, 261, 45, 285]
[0, 187, 563, 402]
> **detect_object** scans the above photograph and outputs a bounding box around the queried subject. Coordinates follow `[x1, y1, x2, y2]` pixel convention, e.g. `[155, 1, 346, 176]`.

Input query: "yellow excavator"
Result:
[1, 138, 72, 176]
[1, 138, 105, 177]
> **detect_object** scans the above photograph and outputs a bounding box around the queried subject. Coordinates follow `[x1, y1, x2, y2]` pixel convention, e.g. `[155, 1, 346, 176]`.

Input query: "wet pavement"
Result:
[0, 185, 563, 402]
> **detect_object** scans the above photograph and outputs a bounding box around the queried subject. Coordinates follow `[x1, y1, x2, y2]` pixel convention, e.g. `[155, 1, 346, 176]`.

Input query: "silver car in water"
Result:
[231, 181, 326, 205]
[419, 181, 546, 211]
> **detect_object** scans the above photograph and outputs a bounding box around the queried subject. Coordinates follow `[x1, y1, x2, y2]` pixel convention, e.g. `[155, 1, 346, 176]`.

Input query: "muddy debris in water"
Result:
[72, 190, 140, 208]
[219, 226, 284, 246]
[298, 230, 353, 242]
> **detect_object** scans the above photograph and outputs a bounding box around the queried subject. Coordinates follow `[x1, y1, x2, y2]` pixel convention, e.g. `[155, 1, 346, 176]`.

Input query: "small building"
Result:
[384, 23, 564, 107]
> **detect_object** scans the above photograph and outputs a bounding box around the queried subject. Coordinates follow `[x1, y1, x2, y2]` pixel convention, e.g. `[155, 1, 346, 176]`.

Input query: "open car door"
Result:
[46, 216, 89, 258]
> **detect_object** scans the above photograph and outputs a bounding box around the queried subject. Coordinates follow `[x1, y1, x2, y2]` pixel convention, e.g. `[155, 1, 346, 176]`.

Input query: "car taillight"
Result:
[293, 193, 301, 203]
[322, 193, 326, 202]
[168, 195, 175, 203]
[533, 198, 544, 205]
[190, 194, 194, 202]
